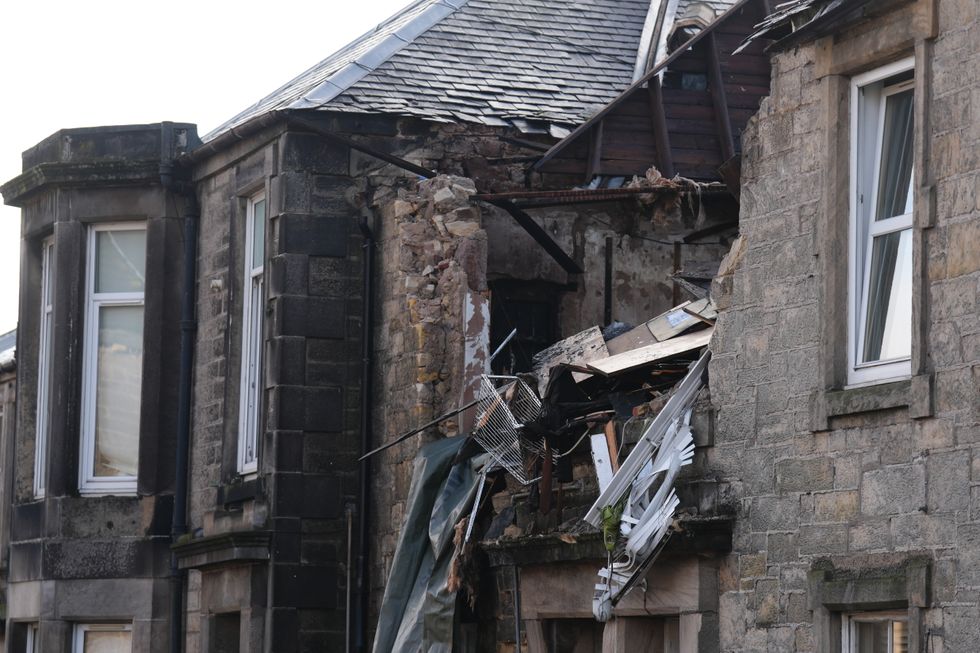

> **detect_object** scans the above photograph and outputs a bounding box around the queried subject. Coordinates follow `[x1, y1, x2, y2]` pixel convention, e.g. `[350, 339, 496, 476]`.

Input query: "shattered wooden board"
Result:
[607, 298, 715, 356]
[531, 325, 608, 396]
[605, 320, 661, 356]
[587, 327, 713, 376]
[682, 298, 718, 324]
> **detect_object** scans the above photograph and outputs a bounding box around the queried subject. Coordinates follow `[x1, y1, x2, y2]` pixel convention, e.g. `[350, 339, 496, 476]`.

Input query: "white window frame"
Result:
[35, 237, 54, 499]
[79, 222, 146, 495]
[72, 623, 133, 653]
[842, 611, 908, 653]
[847, 57, 915, 387]
[26, 622, 39, 653]
[237, 193, 266, 475]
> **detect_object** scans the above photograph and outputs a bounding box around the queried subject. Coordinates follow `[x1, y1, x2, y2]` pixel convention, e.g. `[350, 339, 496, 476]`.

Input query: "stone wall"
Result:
[707, 0, 979, 650]
[368, 174, 489, 621]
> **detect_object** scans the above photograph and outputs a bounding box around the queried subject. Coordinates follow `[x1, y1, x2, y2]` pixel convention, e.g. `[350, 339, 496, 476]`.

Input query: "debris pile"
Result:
[473, 296, 716, 617]
[371, 292, 718, 635]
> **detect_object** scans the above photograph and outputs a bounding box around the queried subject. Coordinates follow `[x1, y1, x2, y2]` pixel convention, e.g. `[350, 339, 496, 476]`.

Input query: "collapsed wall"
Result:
[368, 175, 490, 616]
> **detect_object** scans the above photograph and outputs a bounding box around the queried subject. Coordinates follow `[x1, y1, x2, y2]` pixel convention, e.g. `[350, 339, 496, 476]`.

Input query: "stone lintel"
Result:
[173, 531, 271, 570]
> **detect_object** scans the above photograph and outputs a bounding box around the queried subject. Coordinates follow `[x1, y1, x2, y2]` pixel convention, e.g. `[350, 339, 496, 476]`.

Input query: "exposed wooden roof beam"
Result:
[585, 121, 605, 182]
[706, 31, 736, 162]
[646, 78, 675, 178]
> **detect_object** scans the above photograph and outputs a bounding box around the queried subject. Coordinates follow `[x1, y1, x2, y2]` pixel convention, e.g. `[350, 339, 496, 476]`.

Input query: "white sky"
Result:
[0, 0, 412, 336]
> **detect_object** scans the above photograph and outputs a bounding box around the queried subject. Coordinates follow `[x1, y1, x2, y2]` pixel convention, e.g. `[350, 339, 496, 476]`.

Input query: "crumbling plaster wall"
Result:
[706, 0, 979, 650]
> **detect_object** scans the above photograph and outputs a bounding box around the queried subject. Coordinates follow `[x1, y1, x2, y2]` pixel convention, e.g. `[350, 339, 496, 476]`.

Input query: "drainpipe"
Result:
[162, 161, 199, 653]
[355, 213, 375, 653]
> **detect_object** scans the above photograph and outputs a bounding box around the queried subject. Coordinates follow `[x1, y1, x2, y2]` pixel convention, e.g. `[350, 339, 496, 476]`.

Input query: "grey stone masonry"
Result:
[706, 0, 979, 650]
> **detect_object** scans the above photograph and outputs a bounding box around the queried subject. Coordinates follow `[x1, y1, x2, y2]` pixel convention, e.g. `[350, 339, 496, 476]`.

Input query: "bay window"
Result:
[237, 193, 266, 474]
[848, 58, 915, 386]
[35, 237, 53, 498]
[79, 223, 146, 495]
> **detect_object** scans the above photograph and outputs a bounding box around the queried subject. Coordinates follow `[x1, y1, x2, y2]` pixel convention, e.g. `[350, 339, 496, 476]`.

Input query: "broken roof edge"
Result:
[758, 0, 884, 53]
[531, 0, 757, 171]
[631, 0, 671, 82]
[202, 0, 470, 143]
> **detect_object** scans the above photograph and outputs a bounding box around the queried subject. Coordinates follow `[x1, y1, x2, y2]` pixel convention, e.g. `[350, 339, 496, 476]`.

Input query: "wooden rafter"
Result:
[646, 77, 676, 178]
[706, 31, 736, 162]
[585, 121, 605, 182]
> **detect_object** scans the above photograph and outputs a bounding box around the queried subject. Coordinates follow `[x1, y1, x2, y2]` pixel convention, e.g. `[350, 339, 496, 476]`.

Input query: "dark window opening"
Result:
[489, 280, 561, 375]
[210, 612, 241, 653]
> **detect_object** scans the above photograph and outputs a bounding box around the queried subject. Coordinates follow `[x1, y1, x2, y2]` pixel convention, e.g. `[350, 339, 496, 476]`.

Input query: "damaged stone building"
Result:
[0, 0, 976, 651]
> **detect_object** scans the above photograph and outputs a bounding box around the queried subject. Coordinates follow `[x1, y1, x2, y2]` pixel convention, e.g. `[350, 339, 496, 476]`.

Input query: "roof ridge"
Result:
[289, 0, 471, 111]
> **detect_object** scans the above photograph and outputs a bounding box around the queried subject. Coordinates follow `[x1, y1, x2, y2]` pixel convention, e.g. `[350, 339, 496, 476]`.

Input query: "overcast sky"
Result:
[0, 0, 412, 336]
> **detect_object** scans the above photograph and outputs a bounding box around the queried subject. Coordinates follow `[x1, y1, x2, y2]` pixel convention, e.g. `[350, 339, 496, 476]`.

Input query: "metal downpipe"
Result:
[355, 214, 376, 652]
[167, 171, 199, 653]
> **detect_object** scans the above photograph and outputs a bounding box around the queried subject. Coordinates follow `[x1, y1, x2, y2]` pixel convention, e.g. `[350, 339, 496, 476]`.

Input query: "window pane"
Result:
[856, 621, 887, 653]
[43, 241, 54, 302]
[875, 88, 914, 221]
[83, 630, 132, 653]
[862, 229, 912, 362]
[96, 230, 146, 293]
[94, 305, 144, 477]
[252, 199, 266, 270]
[241, 279, 264, 469]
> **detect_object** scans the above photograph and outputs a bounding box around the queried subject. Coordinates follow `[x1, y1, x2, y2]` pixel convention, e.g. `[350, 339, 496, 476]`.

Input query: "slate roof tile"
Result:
[206, 0, 652, 140]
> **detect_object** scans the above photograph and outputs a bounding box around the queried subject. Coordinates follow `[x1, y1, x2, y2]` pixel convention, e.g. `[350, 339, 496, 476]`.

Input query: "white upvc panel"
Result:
[238, 193, 266, 475]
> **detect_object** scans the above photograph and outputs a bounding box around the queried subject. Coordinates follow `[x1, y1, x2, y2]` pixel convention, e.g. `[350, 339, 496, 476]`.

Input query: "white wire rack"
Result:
[472, 375, 545, 485]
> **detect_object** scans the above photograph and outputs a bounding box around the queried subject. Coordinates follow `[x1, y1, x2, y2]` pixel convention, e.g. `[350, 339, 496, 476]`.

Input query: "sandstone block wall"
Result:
[707, 0, 979, 650]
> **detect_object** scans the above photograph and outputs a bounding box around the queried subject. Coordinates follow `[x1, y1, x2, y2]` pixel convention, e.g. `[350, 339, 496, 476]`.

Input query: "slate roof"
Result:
[0, 329, 14, 371]
[205, 0, 652, 141]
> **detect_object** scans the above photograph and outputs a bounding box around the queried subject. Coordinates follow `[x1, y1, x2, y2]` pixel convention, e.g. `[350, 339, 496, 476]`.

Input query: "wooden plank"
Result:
[530, 325, 609, 395]
[587, 328, 713, 376]
[647, 299, 710, 341]
[606, 322, 658, 356]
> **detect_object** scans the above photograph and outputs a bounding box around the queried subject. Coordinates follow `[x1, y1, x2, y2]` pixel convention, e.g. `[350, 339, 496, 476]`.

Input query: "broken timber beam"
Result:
[481, 199, 584, 274]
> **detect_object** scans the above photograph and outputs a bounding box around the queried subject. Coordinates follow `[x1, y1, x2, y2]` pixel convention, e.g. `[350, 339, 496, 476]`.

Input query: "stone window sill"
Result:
[810, 373, 933, 431]
[217, 477, 264, 507]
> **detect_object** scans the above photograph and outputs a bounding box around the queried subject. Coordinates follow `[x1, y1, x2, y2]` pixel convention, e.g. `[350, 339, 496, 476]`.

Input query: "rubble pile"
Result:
[377, 175, 488, 439]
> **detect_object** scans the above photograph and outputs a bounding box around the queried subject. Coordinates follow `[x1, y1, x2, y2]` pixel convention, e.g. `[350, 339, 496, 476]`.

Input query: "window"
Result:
[843, 613, 908, 653]
[848, 58, 915, 386]
[72, 624, 132, 653]
[79, 223, 146, 495]
[237, 193, 266, 474]
[35, 237, 54, 498]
